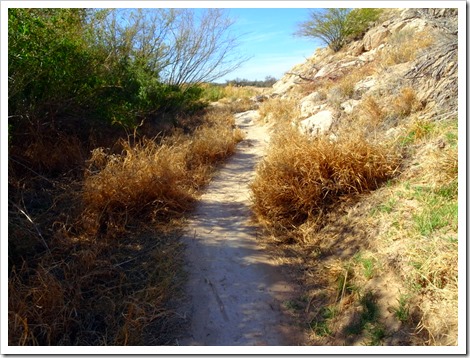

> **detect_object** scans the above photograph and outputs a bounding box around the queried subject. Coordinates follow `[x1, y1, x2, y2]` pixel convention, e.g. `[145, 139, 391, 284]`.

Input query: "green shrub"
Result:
[296, 8, 383, 52]
[345, 8, 383, 41]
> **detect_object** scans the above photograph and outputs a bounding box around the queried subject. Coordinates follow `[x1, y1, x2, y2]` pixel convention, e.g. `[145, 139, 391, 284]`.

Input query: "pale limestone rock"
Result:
[400, 18, 428, 33]
[340, 99, 360, 114]
[271, 75, 296, 96]
[354, 76, 377, 93]
[400, 8, 419, 20]
[363, 26, 390, 51]
[299, 110, 333, 136]
[348, 40, 365, 56]
[299, 92, 325, 118]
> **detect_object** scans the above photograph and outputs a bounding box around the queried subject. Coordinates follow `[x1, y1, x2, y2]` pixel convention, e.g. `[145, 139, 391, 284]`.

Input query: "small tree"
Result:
[296, 8, 382, 52]
[295, 8, 351, 52]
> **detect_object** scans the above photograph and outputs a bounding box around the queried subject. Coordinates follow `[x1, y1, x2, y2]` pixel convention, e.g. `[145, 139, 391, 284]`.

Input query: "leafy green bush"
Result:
[296, 8, 382, 52]
[345, 8, 383, 41]
[8, 8, 212, 141]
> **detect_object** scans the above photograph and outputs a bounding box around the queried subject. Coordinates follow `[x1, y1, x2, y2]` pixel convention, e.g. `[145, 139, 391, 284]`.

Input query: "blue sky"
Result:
[218, 8, 322, 82]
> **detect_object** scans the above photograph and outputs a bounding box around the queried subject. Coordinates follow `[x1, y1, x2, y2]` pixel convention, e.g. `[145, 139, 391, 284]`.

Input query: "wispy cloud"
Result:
[241, 31, 286, 44]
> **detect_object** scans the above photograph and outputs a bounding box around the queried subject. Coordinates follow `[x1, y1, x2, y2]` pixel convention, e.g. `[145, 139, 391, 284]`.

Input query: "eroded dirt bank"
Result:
[179, 111, 304, 346]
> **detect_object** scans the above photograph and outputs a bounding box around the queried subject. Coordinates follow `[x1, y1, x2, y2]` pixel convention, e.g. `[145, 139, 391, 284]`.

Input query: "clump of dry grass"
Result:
[251, 127, 400, 232]
[331, 63, 377, 101]
[380, 29, 434, 66]
[258, 98, 300, 125]
[390, 87, 423, 118]
[82, 109, 243, 236]
[357, 95, 387, 128]
[83, 138, 195, 235]
[351, 87, 422, 136]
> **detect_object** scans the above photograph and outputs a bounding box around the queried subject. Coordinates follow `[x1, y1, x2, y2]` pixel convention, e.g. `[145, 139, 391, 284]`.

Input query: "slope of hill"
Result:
[251, 8, 459, 346]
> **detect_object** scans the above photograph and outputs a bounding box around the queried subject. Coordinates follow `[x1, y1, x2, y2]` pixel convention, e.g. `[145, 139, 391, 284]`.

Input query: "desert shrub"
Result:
[353, 87, 422, 134]
[296, 8, 383, 52]
[251, 128, 400, 230]
[345, 8, 383, 41]
[9, 105, 242, 345]
[359, 95, 386, 126]
[82, 107, 243, 232]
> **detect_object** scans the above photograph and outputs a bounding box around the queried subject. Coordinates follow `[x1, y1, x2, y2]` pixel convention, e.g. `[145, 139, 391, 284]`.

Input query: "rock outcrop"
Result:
[269, 8, 458, 137]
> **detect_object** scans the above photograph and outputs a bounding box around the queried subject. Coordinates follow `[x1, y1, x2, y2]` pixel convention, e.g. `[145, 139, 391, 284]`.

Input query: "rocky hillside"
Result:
[270, 8, 457, 135]
[252, 8, 459, 346]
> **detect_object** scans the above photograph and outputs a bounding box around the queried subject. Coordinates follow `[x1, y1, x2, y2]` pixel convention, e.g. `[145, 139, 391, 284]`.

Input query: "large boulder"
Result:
[299, 110, 333, 136]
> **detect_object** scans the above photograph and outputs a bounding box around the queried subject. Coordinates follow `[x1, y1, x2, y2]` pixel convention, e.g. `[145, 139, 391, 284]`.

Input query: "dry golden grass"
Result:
[8, 105, 244, 345]
[251, 127, 401, 232]
[331, 63, 377, 100]
[357, 95, 386, 127]
[351, 87, 422, 136]
[258, 98, 300, 126]
[380, 29, 434, 66]
[246, 14, 455, 347]
[390, 87, 423, 118]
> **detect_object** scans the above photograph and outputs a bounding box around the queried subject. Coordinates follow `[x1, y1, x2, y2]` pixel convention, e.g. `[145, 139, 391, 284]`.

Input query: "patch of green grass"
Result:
[445, 131, 458, 147]
[434, 180, 458, 200]
[353, 253, 377, 279]
[371, 197, 396, 216]
[284, 299, 304, 311]
[402, 184, 458, 237]
[393, 294, 410, 323]
[310, 305, 338, 337]
[366, 323, 386, 346]
[412, 190, 458, 237]
[399, 120, 435, 146]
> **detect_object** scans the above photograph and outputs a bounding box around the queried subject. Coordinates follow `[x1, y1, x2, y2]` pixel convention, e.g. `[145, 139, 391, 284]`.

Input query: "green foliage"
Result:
[296, 8, 382, 52]
[8, 9, 92, 116]
[409, 185, 458, 237]
[345, 8, 383, 41]
[296, 8, 351, 52]
[393, 294, 411, 322]
[346, 291, 381, 339]
[310, 306, 337, 336]
[8, 8, 215, 141]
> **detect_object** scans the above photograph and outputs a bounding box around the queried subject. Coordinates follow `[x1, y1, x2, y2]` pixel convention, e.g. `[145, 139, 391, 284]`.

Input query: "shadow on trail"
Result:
[178, 113, 304, 346]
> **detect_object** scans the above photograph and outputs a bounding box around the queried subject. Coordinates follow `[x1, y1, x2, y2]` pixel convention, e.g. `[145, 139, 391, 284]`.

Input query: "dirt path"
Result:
[179, 110, 304, 346]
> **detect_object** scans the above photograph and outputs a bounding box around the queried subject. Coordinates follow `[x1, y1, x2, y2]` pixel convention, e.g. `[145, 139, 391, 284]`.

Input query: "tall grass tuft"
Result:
[251, 128, 400, 231]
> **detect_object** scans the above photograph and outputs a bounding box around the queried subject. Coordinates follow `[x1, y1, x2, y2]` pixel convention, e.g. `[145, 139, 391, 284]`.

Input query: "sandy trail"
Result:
[180, 110, 303, 346]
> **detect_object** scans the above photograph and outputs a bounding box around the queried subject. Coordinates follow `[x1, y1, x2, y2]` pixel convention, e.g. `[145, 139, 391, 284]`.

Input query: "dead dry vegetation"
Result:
[8, 104, 245, 345]
[251, 10, 458, 346]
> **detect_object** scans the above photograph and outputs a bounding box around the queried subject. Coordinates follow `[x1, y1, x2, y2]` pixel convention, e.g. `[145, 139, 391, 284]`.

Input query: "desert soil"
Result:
[179, 110, 305, 346]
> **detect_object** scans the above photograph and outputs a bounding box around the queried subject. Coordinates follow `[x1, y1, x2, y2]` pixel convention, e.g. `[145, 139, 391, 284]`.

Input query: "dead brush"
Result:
[358, 95, 386, 128]
[380, 29, 434, 66]
[390, 87, 422, 118]
[258, 98, 300, 125]
[82, 106, 245, 236]
[251, 127, 401, 231]
[83, 138, 195, 235]
[19, 132, 86, 176]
